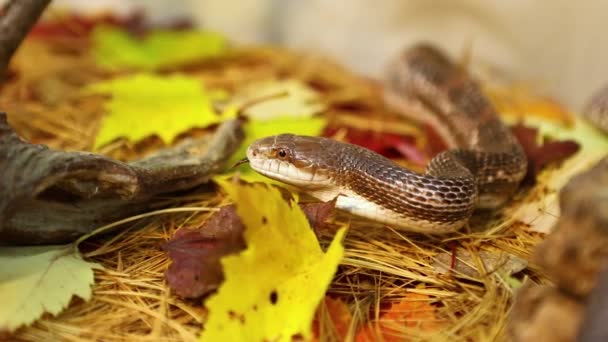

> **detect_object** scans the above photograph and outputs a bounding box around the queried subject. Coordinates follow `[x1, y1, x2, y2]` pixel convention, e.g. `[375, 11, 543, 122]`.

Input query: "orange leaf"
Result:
[312, 297, 352, 341]
[382, 293, 438, 325]
[355, 293, 440, 342]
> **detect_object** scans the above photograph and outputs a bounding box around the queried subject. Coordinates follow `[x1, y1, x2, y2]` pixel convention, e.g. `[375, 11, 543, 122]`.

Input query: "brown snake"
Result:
[244, 44, 528, 233]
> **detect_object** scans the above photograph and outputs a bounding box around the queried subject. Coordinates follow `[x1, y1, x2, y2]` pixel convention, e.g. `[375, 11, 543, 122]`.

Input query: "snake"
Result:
[241, 44, 528, 234]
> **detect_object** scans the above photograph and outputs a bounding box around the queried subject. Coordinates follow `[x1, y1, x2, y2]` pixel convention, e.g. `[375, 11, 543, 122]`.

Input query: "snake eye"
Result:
[278, 149, 287, 158]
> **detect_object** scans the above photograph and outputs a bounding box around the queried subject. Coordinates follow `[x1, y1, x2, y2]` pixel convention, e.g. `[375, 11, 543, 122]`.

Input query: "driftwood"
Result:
[0, 113, 244, 245]
[509, 155, 608, 342]
[579, 266, 608, 342]
[0, 0, 52, 78]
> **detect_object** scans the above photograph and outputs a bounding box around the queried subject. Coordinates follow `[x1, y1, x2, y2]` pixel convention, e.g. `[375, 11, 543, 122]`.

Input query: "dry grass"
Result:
[2, 34, 550, 342]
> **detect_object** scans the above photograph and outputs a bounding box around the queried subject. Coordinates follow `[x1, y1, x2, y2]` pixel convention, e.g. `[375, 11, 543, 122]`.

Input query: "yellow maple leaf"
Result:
[0, 245, 101, 332]
[200, 180, 346, 342]
[87, 73, 233, 149]
[92, 26, 227, 71]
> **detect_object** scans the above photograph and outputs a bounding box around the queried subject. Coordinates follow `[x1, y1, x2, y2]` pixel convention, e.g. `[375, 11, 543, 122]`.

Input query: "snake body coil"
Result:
[246, 44, 528, 234]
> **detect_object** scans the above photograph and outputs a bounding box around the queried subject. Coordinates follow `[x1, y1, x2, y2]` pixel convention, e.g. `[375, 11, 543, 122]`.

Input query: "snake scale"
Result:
[244, 44, 528, 234]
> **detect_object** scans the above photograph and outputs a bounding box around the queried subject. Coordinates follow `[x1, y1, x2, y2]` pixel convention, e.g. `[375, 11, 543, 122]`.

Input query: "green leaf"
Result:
[0, 245, 101, 332]
[200, 180, 346, 342]
[87, 73, 234, 149]
[92, 26, 227, 70]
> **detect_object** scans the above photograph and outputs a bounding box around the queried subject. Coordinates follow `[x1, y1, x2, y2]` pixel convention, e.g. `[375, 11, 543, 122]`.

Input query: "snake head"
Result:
[246, 134, 333, 189]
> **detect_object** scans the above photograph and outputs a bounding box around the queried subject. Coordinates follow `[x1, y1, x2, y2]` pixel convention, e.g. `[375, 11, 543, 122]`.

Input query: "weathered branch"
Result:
[0, 113, 244, 245]
[0, 0, 52, 78]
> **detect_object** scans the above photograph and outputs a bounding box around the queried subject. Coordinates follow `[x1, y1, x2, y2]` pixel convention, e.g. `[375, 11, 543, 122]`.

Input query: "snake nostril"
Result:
[252, 148, 258, 157]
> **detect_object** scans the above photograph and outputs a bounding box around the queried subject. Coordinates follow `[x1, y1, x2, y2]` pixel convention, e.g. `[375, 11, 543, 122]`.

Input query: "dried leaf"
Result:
[300, 198, 337, 233]
[432, 249, 527, 278]
[163, 206, 246, 299]
[165, 200, 337, 298]
[200, 181, 346, 341]
[229, 79, 326, 120]
[511, 122, 580, 180]
[485, 84, 574, 125]
[382, 293, 438, 324]
[0, 245, 100, 332]
[88, 73, 233, 149]
[356, 293, 440, 342]
[507, 117, 608, 234]
[313, 297, 352, 341]
[323, 127, 427, 166]
[30, 14, 145, 39]
[10, 39, 92, 84]
[92, 26, 227, 70]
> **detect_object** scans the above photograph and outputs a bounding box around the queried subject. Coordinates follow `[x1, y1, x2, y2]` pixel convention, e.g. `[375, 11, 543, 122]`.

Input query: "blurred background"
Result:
[10, 0, 608, 110]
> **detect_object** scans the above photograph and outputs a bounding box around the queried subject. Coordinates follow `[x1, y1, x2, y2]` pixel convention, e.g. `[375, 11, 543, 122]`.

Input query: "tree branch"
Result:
[0, 0, 52, 78]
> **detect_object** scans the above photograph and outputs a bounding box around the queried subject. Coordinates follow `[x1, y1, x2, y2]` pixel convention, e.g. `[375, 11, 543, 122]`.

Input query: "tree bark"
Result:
[0, 0, 52, 78]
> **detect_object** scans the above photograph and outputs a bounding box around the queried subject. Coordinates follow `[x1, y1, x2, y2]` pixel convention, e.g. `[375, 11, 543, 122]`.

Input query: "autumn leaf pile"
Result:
[1, 13, 607, 342]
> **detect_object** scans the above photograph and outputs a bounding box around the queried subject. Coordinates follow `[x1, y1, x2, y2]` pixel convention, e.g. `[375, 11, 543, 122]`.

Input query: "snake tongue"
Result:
[231, 158, 250, 169]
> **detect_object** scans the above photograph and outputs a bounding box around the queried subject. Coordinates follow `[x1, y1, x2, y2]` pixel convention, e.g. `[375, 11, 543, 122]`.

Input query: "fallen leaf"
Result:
[355, 292, 440, 342]
[0, 245, 100, 332]
[87, 73, 233, 149]
[163, 206, 246, 299]
[300, 198, 337, 234]
[312, 296, 353, 341]
[30, 13, 145, 39]
[382, 293, 438, 324]
[92, 26, 227, 70]
[323, 127, 427, 166]
[9, 39, 93, 87]
[485, 84, 574, 125]
[200, 180, 346, 341]
[229, 79, 326, 120]
[432, 249, 527, 278]
[165, 200, 337, 298]
[511, 123, 580, 180]
[506, 117, 608, 234]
